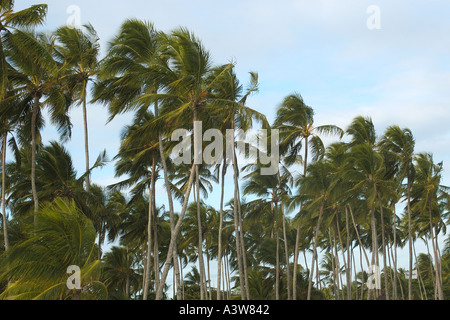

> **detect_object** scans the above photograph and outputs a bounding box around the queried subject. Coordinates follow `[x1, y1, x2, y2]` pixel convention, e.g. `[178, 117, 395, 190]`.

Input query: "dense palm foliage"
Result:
[0, 2, 449, 300]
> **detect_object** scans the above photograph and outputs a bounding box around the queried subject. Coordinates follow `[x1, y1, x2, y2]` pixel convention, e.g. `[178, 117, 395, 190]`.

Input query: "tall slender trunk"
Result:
[275, 228, 280, 300]
[273, 200, 279, 300]
[393, 205, 398, 300]
[217, 157, 226, 300]
[345, 206, 352, 300]
[236, 178, 250, 299]
[377, 193, 389, 299]
[407, 176, 413, 300]
[31, 96, 39, 219]
[369, 205, 378, 299]
[229, 121, 246, 300]
[152, 170, 160, 291]
[429, 204, 444, 300]
[293, 136, 308, 299]
[348, 204, 370, 267]
[143, 156, 156, 300]
[155, 163, 196, 300]
[277, 169, 291, 300]
[156, 101, 181, 300]
[333, 228, 341, 300]
[82, 82, 90, 193]
[1, 132, 9, 251]
[412, 240, 427, 300]
[336, 214, 348, 299]
[195, 165, 206, 300]
[307, 202, 324, 300]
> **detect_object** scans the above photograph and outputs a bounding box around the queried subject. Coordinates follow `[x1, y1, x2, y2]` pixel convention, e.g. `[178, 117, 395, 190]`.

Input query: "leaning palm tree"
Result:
[0, 0, 48, 99]
[93, 20, 184, 300]
[274, 93, 343, 299]
[55, 23, 100, 193]
[5, 30, 72, 217]
[0, 198, 106, 300]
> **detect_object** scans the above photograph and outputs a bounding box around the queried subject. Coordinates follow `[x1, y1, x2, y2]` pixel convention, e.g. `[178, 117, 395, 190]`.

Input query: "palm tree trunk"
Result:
[195, 165, 206, 300]
[333, 228, 341, 300]
[229, 122, 246, 300]
[143, 157, 156, 300]
[345, 206, 352, 300]
[1, 132, 9, 251]
[307, 202, 324, 300]
[377, 193, 389, 299]
[393, 206, 398, 300]
[155, 100, 182, 300]
[217, 157, 226, 300]
[31, 96, 39, 218]
[336, 214, 349, 299]
[275, 228, 280, 300]
[293, 136, 308, 299]
[369, 205, 378, 299]
[407, 176, 413, 300]
[82, 82, 90, 193]
[277, 169, 291, 300]
[429, 204, 444, 300]
[348, 204, 370, 267]
[155, 162, 196, 300]
[235, 178, 250, 300]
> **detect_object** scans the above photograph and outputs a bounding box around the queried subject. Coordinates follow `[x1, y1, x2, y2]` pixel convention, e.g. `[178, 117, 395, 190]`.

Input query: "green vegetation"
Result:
[0, 1, 449, 300]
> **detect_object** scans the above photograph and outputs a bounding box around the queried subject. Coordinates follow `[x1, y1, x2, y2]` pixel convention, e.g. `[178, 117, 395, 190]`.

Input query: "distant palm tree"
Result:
[102, 246, 141, 299]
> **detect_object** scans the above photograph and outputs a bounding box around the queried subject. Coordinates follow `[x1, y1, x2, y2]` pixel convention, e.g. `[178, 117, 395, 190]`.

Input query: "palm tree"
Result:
[55, 23, 100, 193]
[208, 67, 264, 300]
[102, 246, 141, 299]
[297, 159, 337, 300]
[93, 20, 185, 300]
[411, 153, 447, 300]
[0, 198, 106, 300]
[0, 88, 25, 251]
[5, 30, 72, 216]
[274, 93, 343, 299]
[242, 162, 292, 300]
[379, 125, 415, 300]
[0, 1, 48, 99]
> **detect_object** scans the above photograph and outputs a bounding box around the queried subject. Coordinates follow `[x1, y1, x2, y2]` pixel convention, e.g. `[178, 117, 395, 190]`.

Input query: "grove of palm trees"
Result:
[0, 1, 449, 301]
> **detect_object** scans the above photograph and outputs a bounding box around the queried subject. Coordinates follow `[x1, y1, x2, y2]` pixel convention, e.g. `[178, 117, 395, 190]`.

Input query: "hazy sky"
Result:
[14, 0, 450, 270]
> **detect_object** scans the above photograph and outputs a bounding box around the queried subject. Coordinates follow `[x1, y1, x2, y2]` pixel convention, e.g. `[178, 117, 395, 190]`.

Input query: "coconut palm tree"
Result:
[102, 246, 141, 300]
[297, 159, 338, 300]
[0, 198, 106, 300]
[55, 23, 100, 193]
[0, 87, 25, 251]
[242, 162, 292, 300]
[379, 125, 415, 300]
[5, 30, 72, 217]
[411, 153, 447, 300]
[274, 93, 343, 299]
[0, 1, 48, 99]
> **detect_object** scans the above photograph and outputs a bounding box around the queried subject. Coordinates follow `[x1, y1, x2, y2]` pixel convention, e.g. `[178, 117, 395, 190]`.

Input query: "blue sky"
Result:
[14, 0, 450, 274]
